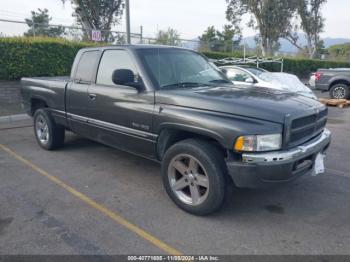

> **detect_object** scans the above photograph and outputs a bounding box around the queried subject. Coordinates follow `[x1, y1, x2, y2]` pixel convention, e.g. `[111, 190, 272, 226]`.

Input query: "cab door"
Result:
[86, 49, 156, 158]
[66, 50, 100, 137]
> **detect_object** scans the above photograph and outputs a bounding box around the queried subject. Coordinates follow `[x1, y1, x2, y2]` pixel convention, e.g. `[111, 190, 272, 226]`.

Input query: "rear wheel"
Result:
[330, 84, 350, 99]
[161, 139, 227, 215]
[34, 109, 65, 150]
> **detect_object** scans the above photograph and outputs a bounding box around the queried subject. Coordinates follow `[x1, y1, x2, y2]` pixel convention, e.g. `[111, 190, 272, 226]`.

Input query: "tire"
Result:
[161, 139, 227, 215]
[33, 109, 65, 150]
[329, 84, 350, 99]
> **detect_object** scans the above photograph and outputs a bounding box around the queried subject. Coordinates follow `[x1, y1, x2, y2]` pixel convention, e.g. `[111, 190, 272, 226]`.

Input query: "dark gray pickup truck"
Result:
[21, 45, 331, 215]
[314, 68, 350, 99]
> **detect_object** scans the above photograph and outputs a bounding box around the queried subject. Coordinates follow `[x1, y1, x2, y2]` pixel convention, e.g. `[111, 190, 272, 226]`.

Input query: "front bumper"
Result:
[226, 129, 331, 188]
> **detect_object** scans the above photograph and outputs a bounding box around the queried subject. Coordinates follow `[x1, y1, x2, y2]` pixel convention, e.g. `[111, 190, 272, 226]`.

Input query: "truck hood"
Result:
[156, 85, 324, 124]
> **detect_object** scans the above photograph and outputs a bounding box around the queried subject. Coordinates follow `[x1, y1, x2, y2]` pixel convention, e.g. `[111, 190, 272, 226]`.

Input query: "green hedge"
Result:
[0, 37, 99, 80]
[203, 51, 350, 78]
[1, 37, 350, 80]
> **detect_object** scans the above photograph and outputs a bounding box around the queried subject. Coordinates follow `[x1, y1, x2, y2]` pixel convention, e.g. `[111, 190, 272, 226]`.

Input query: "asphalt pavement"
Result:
[0, 105, 349, 255]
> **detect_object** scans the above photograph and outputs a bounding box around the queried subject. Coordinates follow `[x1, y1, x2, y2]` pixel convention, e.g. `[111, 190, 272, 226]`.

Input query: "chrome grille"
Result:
[288, 108, 328, 148]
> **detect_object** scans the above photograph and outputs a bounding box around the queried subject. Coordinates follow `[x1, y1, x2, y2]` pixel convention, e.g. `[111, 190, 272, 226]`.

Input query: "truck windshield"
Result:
[136, 48, 231, 89]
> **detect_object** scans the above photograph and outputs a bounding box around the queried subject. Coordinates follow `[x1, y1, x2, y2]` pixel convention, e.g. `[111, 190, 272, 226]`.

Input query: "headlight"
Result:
[234, 134, 282, 152]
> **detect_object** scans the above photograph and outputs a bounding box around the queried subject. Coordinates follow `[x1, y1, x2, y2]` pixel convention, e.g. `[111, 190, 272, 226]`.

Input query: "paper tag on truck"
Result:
[313, 153, 326, 176]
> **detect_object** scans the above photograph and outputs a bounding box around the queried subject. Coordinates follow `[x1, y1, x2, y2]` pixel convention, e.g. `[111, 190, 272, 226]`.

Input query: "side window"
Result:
[96, 50, 137, 86]
[75, 51, 99, 82]
[226, 69, 252, 82]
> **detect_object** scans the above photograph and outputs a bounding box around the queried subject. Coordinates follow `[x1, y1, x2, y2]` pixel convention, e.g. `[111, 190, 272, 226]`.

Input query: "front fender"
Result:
[154, 105, 283, 151]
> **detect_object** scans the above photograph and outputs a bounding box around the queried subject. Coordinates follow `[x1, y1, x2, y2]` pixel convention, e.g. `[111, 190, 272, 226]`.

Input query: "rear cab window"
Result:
[74, 51, 100, 83]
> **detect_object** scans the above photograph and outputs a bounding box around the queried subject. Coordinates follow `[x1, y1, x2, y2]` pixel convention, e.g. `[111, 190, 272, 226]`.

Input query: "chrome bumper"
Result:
[242, 129, 331, 164]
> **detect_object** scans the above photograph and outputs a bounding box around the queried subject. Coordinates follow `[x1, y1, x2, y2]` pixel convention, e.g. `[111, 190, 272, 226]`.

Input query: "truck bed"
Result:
[24, 76, 70, 82]
[21, 76, 70, 116]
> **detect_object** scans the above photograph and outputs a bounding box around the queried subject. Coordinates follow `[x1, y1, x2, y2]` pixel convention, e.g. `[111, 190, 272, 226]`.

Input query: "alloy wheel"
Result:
[333, 86, 346, 99]
[35, 115, 50, 145]
[168, 154, 209, 206]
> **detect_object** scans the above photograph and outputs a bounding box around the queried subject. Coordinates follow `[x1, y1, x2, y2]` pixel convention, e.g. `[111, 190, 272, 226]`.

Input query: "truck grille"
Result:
[288, 108, 328, 148]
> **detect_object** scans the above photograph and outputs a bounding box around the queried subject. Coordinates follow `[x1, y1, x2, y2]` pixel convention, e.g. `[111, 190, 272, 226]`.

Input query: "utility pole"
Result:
[125, 0, 131, 44]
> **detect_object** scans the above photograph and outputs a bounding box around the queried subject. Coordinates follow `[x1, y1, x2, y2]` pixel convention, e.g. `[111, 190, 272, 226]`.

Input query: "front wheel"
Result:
[33, 109, 65, 150]
[330, 84, 350, 99]
[161, 139, 227, 215]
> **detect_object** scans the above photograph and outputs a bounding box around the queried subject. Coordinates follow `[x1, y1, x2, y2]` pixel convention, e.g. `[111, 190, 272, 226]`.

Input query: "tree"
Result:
[218, 24, 242, 52]
[199, 25, 241, 52]
[327, 43, 350, 62]
[284, 0, 327, 58]
[226, 0, 296, 56]
[315, 39, 327, 58]
[199, 26, 217, 43]
[199, 26, 220, 51]
[62, 0, 124, 41]
[154, 28, 181, 46]
[25, 9, 65, 37]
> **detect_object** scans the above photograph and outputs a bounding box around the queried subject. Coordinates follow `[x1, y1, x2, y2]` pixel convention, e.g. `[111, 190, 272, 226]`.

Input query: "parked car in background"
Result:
[314, 68, 350, 99]
[220, 65, 317, 100]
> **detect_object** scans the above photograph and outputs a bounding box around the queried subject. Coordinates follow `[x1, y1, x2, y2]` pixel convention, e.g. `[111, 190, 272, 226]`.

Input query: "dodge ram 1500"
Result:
[21, 45, 331, 215]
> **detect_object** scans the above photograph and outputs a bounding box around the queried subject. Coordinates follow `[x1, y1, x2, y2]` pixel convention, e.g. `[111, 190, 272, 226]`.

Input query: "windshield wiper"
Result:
[161, 82, 211, 89]
[209, 79, 232, 84]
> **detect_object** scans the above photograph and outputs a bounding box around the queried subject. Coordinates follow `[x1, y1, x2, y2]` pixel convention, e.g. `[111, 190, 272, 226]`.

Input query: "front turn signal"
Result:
[234, 136, 245, 151]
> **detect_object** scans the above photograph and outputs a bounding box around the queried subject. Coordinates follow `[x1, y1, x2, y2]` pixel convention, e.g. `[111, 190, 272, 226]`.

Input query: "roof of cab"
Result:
[80, 44, 182, 51]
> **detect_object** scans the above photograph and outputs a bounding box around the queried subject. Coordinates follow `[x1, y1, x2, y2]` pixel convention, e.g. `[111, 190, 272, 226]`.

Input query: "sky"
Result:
[0, 0, 349, 39]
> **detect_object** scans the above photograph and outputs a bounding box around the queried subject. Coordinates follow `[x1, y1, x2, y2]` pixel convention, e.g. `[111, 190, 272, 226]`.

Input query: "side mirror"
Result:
[112, 69, 136, 87]
[245, 77, 254, 84]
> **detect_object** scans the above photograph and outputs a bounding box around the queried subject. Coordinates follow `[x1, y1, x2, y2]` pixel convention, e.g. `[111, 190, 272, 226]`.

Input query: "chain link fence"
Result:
[0, 18, 140, 44]
[0, 18, 250, 54]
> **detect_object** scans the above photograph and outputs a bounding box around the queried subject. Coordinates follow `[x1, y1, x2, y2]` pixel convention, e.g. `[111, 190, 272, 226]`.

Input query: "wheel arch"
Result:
[156, 126, 227, 161]
[329, 78, 350, 90]
[30, 97, 48, 116]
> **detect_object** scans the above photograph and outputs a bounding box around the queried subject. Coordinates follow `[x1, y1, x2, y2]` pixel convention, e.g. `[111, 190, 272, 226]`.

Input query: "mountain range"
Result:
[242, 34, 350, 54]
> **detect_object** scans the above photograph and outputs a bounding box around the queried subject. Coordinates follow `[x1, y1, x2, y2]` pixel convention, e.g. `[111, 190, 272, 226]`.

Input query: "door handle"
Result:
[89, 93, 97, 101]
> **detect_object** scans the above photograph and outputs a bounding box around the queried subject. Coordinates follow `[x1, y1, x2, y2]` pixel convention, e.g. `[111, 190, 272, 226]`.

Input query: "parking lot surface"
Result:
[0, 105, 350, 255]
